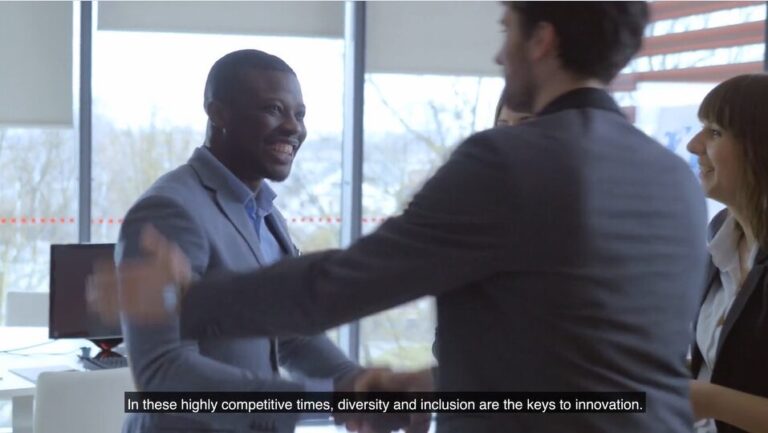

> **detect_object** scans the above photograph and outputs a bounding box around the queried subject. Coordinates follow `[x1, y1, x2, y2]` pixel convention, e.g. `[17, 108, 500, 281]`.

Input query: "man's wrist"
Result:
[334, 369, 364, 393]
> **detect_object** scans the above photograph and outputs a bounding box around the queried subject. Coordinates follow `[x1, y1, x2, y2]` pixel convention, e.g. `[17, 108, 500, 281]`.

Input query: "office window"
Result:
[0, 129, 78, 324]
[354, 2, 506, 369]
[360, 74, 504, 368]
[617, 2, 766, 218]
[0, 2, 76, 326]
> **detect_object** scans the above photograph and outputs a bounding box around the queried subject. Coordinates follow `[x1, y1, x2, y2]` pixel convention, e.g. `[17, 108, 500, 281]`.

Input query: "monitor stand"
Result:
[90, 338, 124, 359]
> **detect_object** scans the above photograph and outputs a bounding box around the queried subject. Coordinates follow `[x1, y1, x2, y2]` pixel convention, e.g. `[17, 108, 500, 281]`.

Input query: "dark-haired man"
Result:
[114, 49, 368, 433]
[97, 3, 709, 432]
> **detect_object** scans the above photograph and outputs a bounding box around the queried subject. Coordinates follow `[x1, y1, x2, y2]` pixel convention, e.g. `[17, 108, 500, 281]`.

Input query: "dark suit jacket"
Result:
[691, 209, 768, 433]
[181, 88, 709, 433]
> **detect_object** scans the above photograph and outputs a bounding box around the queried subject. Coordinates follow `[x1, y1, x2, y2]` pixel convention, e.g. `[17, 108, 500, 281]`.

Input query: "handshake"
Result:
[86, 227, 435, 433]
[333, 368, 434, 433]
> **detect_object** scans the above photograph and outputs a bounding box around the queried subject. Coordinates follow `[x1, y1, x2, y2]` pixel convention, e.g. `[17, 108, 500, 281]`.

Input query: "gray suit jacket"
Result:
[117, 147, 359, 433]
[181, 89, 709, 433]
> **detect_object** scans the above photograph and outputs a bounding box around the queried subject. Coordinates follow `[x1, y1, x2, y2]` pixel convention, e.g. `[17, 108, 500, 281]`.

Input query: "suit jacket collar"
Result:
[265, 211, 298, 257]
[187, 147, 269, 264]
[698, 210, 730, 307]
[537, 87, 623, 118]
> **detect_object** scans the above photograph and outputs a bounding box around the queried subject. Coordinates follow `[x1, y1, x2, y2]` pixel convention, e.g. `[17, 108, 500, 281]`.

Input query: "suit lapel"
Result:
[188, 147, 265, 266]
[215, 192, 266, 265]
[714, 249, 768, 360]
[265, 210, 298, 257]
[697, 209, 729, 321]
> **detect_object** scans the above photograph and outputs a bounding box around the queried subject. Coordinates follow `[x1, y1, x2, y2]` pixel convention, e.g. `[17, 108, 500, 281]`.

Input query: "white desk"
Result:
[0, 372, 34, 433]
[0, 327, 87, 433]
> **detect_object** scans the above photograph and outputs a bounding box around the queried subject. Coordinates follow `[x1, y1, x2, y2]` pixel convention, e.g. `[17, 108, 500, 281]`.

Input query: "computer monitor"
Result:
[49, 243, 121, 349]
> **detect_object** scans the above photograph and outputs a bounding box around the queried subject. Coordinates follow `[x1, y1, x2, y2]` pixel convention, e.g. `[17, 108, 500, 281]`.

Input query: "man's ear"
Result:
[527, 21, 559, 62]
[205, 100, 229, 130]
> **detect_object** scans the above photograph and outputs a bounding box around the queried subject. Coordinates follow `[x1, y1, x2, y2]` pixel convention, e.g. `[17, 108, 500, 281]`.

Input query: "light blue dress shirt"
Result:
[245, 186, 284, 266]
[200, 147, 285, 262]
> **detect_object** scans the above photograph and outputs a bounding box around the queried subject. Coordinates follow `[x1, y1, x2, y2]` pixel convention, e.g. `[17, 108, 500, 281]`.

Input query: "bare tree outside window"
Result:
[360, 74, 503, 369]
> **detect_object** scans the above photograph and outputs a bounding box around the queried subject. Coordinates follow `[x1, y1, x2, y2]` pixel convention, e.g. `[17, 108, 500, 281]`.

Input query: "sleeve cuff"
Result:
[298, 378, 334, 422]
[304, 377, 333, 393]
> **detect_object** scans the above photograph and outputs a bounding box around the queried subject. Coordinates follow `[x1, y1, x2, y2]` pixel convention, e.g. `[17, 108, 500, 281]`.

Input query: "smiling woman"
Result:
[686, 120, 742, 208]
[686, 74, 768, 433]
[688, 75, 768, 244]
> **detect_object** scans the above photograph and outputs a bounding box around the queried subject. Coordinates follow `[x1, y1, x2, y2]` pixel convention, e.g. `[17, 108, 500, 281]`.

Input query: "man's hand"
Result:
[355, 368, 434, 393]
[86, 224, 192, 325]
[332, 368, 412, 433]
[342, 368, 433, 433]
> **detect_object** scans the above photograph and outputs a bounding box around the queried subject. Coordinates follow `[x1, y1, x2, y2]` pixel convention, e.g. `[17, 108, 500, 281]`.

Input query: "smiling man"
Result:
[114, 50, 366, 433]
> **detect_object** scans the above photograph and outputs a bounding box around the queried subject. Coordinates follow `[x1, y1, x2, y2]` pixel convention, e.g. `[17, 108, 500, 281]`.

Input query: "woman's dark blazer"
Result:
[691, 209, 768, 433]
